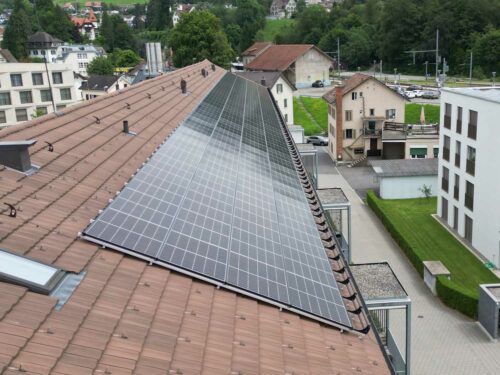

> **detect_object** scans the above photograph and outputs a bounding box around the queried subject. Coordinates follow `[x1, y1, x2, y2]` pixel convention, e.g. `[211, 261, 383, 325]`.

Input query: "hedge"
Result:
[366, 190, 478, 319]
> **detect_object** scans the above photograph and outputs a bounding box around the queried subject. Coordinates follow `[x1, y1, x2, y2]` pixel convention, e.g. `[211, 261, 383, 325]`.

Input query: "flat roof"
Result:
[350, 263, 408, 300]
[296, 143, 316, 152]
[486, 286, 500, 301]
[442, 87, 500, 104]
[317, 187, 349, 205]
[370, 158, 438, 177]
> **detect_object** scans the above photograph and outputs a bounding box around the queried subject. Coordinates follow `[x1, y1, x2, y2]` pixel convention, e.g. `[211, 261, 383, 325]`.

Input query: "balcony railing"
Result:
[455, 153, 460, 167]
[442, 178, 449, 192]
[454, 185, 459, 200]
[444, 115, 451, 129]
[466, 159, 475, 176]
[465, 194, 474, 211]
[443, 147, 450, 161]
[468, 123, 477, 140]
[363, 128, 382, 137]
[456, 120, 462, 134]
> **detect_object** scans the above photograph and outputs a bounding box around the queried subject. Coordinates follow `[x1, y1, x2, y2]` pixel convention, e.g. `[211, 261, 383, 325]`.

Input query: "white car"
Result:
[404, 91, 416, 99]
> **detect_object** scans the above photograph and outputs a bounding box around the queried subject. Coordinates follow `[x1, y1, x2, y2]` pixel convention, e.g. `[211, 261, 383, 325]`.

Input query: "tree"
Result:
[112, 49, 141, 67]
[97, 13, 135, 52]
[146, 0, 170, 31]
[87, 56, 114, 75]
[132, 3, 145, 31]
[34, 0, 75, 42]
[2, 0, 32, 59]
[168, 11, 235, 68]
[235, 0, 265, 52]
[472, 28, 500, 76]
[419, 185, 432, 199]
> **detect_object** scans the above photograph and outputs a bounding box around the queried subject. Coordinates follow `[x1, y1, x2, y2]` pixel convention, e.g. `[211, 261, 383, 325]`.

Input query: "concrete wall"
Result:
[294, 48, 331, 88]
[0, 63, 77, 126]
[271, 76, 294, 125]
[437, 89, 500, 267]
[379, 175, 438, 199]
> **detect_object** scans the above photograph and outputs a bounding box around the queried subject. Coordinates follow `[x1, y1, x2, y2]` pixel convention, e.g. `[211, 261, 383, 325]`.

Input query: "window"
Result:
[466, 146, 476, 176]
[344, 129, 355, 139]
[441, 197, 448, 221]
[0, 92, 12, 105]
[40, 89, 52, 102]
[330, 123, 335, 136]
[359, 92, 363, 97]
[441, 166, 449, 192]
[433, 147, 439, 158]
[60, 88, 71, 100]
[32, 73, 43, 86]
[345, 110, 352, 121]
[284, 114, 288, 123]
[77, 53, 87, 59]
[0, 110, 6, 124]
[385, 109, 396, 119]
[444, 103, 451, 129]
[410, 147, 427, 159]
[453, 206, 458, 230]
[465, 181, 474, 211]
[78, 62, 84, 68]
[15, 108, 28, 122]
[352, 92, 357, 100]
[276, 84, 283, 93]
[369, 108, 375, 116]
[468, 110, 477, 140]
[443, 135, 450, 161]
[455, 140, 461, 167]
[52, 72, 63, 84]
[19, 90, 33, 104]
[51, 49, 56, 55]
[10, 73, 23, 87]
[331, 107, 336, 119]
[33, 50, 39, 55]
[464, 214, 473, 242]
[36, 106, 48, 115]
[456, 106, 462, 134]
[284, 98, 287, 108]
[354, 148, 364, 155]
[0, 248, 65, 294]
[454, 174, 460, 200]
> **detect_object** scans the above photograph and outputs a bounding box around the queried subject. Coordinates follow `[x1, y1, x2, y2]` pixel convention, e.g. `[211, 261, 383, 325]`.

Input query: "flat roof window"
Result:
[0, 248, 65, 294]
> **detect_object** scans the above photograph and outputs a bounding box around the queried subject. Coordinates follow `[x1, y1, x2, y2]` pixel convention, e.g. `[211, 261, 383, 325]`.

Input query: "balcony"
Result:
[444, 115, 451, 129]
[443, 147, 450, 161]
[468, 123, 477, 140]
[455, 153, 460, 167]
[456, 120, 462, 134]
[466, 159, 475, 176]
[454, 185, 459, 200]
[441, 178, 449, 192]
[465, 194, 474, 211]
[363, 128, 382, 137]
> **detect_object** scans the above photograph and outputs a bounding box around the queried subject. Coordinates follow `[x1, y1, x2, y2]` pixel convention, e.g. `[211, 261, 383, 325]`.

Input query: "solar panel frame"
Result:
[83, 72, 353, 329]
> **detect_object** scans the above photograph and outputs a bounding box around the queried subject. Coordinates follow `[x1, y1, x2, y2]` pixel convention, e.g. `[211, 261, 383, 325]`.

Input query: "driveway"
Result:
[336, 164, 379, 199]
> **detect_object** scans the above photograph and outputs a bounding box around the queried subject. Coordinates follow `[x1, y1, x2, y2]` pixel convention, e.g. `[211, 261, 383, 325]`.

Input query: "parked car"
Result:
[406, 85, 423, 91]
[404, 90, 416, 99]
[421, 90, 440, 99]
[312, 80, 324, 88]
[413, 90, 425, 97]
[307, 135, 329, 145]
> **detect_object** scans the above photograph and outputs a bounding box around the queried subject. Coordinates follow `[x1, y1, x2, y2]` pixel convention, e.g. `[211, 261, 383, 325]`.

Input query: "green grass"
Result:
[293, 97, 326, 136]
[368, 194, 499, 297]
[300, 97, 328, 132]
[55, 0, 147, 5]
[255, 18, 296, 42]
[405, 103, 440, 124]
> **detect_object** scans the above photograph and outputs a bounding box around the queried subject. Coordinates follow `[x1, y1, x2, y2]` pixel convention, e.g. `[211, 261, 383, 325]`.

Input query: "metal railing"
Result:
[466, 159, 475, 176]
[444, 115, 451, 129]
[468, 123, 477, 140]
[363, 128, 382, 136]
[456, 120, 462, 134]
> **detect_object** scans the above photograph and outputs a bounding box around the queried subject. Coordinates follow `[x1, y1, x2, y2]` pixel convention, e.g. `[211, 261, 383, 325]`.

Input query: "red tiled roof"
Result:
[245, 44, 330, 71]
[241, 42, 272, 57]
[0, 61, 390, 375]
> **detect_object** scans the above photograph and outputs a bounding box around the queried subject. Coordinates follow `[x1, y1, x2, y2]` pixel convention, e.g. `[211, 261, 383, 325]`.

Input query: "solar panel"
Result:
[83, 73, 351, 328]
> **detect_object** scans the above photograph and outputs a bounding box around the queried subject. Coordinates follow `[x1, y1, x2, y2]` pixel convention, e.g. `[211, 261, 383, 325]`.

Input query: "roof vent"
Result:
[0, 139, 37, 173]
[211, 64, 215, 71]
[122, 120, 136, 136]
[201, 68, 206, 77]
[181, 79, 187, 94]
[261, 78, 266, 86]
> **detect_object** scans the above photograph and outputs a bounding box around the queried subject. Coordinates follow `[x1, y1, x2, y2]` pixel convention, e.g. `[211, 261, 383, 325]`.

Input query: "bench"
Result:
[423, 261, 451, 295]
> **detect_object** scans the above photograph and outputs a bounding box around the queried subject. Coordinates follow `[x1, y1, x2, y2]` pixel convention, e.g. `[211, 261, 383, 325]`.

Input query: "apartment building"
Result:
[323, 73, 407, 161]
[0, 63, 77, 127]
[437, 87, 500, 267]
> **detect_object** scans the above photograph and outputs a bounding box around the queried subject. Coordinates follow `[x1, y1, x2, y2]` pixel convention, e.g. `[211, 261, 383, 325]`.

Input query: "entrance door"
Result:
[370, 138, 377, 152]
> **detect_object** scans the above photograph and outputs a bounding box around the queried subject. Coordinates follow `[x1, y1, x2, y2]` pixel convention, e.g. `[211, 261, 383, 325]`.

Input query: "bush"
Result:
[436, 276, 478, 319]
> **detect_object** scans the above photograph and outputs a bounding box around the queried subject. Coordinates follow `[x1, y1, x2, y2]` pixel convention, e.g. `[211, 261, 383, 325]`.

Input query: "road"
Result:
[314, 146, 500, 375]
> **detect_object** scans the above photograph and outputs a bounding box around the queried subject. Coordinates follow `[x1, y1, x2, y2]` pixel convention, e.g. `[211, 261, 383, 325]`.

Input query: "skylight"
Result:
[0, 249, 65, 294]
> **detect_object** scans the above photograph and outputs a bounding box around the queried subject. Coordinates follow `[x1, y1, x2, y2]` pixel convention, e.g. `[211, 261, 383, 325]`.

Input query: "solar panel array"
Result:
[84, 73, 351, 328]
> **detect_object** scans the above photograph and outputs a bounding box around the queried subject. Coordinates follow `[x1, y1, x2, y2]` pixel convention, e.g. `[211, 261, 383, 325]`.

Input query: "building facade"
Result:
[57, 44, 105, 77]
[270, 0, 296, 19]
[80, 75, 127, 100]
[437, 87, 500, 268]
[0, 63, 77, 127]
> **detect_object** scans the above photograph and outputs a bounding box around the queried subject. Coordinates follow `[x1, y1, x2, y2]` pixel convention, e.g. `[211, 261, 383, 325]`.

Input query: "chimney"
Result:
[211, 64, 215, 71]
[261, 78, 266, 86]
[180, 79, 187, 94]
[335, 86, 344, 161]
[123, 120, 129, 134]
[0, 139, 37, 172]
[201, 68, 206, 77]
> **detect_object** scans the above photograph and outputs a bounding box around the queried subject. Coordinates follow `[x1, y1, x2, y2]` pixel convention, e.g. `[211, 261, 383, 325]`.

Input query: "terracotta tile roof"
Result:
[0, 61, 391, 375]
[240, 42, 272, 57]
[245, 44, 331, 72]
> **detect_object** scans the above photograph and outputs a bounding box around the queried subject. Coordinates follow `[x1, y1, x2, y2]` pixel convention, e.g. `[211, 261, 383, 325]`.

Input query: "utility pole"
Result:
[435, 29, 439, 81]
[380, 60, 383, 80]
[424, 61, 428, 81]
[469, 52, 473, 86]
[337, 38, 340, 77]
[373, 60, 376, 77]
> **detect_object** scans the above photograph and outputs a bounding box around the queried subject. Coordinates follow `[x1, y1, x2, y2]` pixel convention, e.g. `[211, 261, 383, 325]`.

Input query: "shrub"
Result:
[436, 276, 478, 319]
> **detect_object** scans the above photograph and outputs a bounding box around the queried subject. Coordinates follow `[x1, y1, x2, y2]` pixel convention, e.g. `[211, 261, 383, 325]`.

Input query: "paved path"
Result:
[315, 147, 500, 375]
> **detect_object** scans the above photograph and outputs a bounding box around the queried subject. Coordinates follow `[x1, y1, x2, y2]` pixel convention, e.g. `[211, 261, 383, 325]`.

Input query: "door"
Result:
[370, 138, 377, 152]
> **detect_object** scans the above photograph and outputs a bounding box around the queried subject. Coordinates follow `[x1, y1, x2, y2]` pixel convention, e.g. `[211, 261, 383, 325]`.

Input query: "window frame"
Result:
[40, 89, 53, 102]
[60, 88, 72, 101]
[32, 73, 44, 86]
[15, 108, 28, 122]
[0, 92, 12, 106]
[345, 110, 352, 121]
[0, 110, 6, 124]
[10, 73, 23, 87]
[19, 90, 33, 104]
[52, 72, 63, 84]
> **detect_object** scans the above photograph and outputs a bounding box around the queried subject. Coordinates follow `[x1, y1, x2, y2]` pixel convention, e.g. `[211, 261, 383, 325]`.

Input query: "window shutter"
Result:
[353, 129, 356, 138]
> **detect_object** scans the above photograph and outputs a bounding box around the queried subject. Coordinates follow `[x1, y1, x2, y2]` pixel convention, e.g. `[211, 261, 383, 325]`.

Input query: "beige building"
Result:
[80, 75, 128, 100]
[323, 73, 418, 161]
[245, 44, 333, 88]
[0, 62, 77, 127]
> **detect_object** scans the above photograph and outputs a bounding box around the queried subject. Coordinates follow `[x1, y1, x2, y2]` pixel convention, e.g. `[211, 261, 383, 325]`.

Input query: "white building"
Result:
[172, 4, 195, 27]
[80, 75, 127, 101]
[437, 87, 500, 267]
[270, 0, 296, 19]
[0, 63, 77, 127]
[57, 44, 106, 77]
[236, 71, 295, 125]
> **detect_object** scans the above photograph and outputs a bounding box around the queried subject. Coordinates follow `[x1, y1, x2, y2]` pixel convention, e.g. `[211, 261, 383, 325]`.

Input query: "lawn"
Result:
[368, 194, 499, 297]
[405, 103, 440, 124]
[293, 97, 326, 136]
[300, 96, 328, 132]
[255, 18, 296, 42]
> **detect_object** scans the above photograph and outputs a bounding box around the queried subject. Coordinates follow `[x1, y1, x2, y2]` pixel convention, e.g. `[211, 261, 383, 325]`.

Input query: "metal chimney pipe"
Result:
[201, 68, 206, 77]
[123, 120, 129, 134]
[211, 64, 215, 71]
[181, 79, 187, 94]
